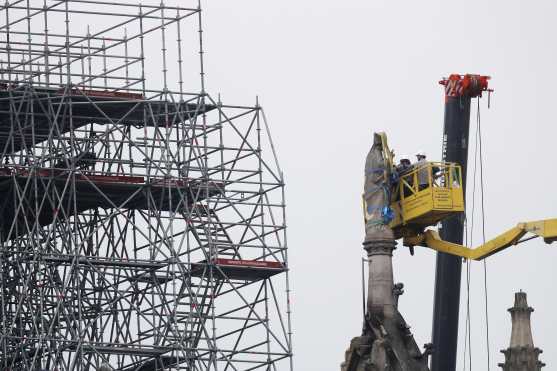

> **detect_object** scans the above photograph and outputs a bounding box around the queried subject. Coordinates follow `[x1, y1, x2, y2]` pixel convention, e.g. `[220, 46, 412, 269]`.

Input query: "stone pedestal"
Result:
[340, 234, 430, 371]
[364, 233, 396, 319]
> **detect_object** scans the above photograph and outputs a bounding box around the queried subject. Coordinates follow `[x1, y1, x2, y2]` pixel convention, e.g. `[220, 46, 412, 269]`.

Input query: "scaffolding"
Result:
[0, 1, 292, 370]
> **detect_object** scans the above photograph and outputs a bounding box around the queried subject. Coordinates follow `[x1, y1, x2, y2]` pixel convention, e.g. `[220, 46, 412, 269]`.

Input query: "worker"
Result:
[415, 150, 429, 190]
[393, 155, 412, 199]
[396, 155, 411, 174]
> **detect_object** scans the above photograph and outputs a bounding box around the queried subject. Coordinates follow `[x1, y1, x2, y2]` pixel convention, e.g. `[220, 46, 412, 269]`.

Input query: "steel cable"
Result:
[462, 96, 492, 371]
[476, 96, 491, 371]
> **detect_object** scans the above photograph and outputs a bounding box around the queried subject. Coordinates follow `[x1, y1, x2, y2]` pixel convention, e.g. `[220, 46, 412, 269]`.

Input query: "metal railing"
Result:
[394, 161, 462, 200]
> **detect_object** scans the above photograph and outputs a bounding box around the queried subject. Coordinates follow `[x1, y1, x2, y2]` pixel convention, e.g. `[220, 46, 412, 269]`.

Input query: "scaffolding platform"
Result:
[0, 168, 223, 240]
[0, 87, 215, 154]
[76, 345, 173, 357]
[7, 347, 184, 368]
[40, 255, 168, 270]
[120, 356, 189, 371]
[190, 258, 286, 281]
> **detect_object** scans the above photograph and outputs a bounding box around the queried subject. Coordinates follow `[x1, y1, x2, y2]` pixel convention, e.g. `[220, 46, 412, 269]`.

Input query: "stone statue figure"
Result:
[363, 133, 394, 244]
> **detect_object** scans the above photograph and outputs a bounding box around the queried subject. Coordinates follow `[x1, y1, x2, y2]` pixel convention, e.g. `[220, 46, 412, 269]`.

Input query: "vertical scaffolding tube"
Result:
[431, 74, 489, 371]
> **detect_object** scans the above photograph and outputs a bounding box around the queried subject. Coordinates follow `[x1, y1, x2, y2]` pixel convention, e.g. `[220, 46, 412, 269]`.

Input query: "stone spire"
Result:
[499, 292, 545, 371]
[340, 134, 430, 371]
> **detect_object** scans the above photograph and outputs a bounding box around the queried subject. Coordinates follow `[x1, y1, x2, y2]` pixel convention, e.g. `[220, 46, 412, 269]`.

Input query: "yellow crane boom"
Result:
[403, 219, 557, 260]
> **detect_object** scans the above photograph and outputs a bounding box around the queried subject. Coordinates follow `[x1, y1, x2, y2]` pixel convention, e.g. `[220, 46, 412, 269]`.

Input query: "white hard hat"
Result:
[399, 154, 410, 161]
[416, 150, 426, 157]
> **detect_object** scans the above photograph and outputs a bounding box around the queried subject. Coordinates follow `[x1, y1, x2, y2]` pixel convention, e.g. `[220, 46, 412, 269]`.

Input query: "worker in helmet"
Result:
[394, 155, 413, 199]
[396, 155, 411, 174]
[415, 151, 426, 162]
[415, 151, 429, 191]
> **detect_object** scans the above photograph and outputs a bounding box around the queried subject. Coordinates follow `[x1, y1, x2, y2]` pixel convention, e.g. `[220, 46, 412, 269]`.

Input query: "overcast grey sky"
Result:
[200, 1, 557, 370]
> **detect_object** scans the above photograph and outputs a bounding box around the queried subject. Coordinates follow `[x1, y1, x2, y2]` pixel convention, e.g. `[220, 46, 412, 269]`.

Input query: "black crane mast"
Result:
[430, 74, 490, 371]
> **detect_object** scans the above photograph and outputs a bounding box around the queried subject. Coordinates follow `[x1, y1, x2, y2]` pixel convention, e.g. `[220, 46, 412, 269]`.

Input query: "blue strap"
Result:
[366, 205, 383, 213]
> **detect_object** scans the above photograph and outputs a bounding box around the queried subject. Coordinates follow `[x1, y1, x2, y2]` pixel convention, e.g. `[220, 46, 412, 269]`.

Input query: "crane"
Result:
[361, 75, 555, 371]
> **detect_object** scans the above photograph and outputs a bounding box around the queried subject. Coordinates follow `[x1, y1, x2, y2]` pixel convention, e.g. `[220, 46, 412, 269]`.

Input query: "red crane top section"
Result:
[440, 74, 490, 98]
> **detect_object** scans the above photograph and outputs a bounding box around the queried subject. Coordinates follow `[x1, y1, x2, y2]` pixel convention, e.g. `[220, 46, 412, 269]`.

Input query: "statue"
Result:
[363, 133, 394, 244]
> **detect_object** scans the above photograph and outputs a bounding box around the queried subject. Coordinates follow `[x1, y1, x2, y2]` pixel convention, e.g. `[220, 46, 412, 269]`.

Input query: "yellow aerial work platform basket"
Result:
[390, 162, 464, 238]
